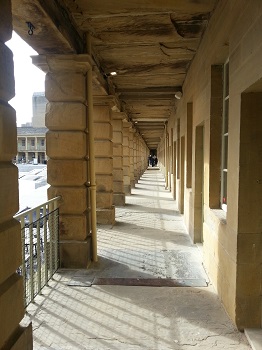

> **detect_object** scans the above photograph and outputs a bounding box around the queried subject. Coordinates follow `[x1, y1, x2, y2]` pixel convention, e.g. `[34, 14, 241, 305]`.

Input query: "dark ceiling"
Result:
[12, 0, 217, 149]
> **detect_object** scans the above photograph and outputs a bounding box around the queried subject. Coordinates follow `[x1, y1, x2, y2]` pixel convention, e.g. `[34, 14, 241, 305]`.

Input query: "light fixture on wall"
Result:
[175, 91, 183, 100]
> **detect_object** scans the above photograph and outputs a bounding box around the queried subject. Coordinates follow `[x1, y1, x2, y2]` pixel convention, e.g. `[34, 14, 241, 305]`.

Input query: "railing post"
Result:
[43, 205, 48, 284]
[29, 211, 34, 302]
[36, 207, 41, 294]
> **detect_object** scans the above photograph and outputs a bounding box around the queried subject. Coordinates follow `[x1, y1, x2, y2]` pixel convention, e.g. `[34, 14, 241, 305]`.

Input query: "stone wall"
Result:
[162, 0, 262, 329]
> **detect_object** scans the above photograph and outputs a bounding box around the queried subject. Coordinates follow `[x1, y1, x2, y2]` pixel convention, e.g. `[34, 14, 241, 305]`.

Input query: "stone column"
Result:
[0, 1, 33, 348]
[137, 135, 142, 179]
[93, 96, 115, 224]
[133, 132, 138, 183]
[33, 54, 92, 268]
[112, 111, 125, 206]
[123, 120, 132, 194]
[129, 128, 135, 188]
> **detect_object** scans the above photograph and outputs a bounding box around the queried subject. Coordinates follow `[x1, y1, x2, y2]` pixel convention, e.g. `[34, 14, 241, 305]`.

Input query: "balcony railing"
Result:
[14, 197, 60, 307]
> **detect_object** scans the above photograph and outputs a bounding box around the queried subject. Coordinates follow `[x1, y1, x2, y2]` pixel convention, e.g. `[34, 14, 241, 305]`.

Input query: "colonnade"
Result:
[0, 14, 148, 347]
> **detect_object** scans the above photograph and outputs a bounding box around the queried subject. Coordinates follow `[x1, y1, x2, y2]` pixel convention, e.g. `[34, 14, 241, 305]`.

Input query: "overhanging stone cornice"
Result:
[32, 54, 93, 73]
[93, 95, 121, 112]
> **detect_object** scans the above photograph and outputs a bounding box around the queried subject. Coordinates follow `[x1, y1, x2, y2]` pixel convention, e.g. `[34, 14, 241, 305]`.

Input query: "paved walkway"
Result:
[24, 169, 251, 349]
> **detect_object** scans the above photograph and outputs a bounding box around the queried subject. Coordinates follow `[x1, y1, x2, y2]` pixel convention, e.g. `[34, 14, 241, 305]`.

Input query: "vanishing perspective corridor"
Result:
[24, 169, 250, 349]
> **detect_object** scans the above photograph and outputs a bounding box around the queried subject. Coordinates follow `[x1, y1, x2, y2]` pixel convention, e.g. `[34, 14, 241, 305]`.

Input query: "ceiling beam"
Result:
[12, 0, 84, 54]
[117, 86, 182, 94]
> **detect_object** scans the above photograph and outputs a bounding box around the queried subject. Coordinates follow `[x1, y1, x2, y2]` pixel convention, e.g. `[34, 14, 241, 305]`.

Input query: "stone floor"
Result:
[24, 168, 251, 349]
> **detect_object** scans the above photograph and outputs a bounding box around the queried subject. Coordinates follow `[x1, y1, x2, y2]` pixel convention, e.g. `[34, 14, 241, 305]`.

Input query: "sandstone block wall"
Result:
[159, 0, 262, 329]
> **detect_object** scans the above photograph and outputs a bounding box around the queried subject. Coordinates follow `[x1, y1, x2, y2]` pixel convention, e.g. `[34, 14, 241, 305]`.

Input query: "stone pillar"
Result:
[0, 1, 33, 348]
[112, 111, 125, 206]
[137, 135, 142, 179]
[93, 96, 115, 224]
[133, 132, 138, 183]
[123, 120, 132, 194]
[129, 128, 135, 188]
[33, 54, 92, 268]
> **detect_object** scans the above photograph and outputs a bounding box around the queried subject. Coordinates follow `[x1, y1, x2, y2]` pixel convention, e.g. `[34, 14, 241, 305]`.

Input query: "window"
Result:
[21, 139, 25, 146]
[41, 139, 45, 146]
[221, 60, 229, 211]
[31, 139, 35, 146]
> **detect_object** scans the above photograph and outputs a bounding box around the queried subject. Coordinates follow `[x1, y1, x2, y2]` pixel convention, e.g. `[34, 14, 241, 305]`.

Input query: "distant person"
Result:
[155, 157, 158, 166]
[148, 154, 152, 167]
[152, 155, 157, 167]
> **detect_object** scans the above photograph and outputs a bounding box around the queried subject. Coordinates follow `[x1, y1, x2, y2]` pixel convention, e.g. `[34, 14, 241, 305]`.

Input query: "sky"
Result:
[6, 32, 45, 126]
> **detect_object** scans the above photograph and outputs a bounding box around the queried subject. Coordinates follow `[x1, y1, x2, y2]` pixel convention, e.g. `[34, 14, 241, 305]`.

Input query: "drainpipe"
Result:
[165, 122, 169, 188]
[86, 33, 98, 262]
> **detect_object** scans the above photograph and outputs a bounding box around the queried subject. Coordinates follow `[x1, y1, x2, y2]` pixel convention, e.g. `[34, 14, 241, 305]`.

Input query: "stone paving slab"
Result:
[25, 276, 250, 350]
[23, 169, 251, 349]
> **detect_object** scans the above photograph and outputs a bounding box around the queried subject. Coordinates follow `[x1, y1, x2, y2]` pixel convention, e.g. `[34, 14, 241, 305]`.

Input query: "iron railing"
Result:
[14, 197, 60, 307]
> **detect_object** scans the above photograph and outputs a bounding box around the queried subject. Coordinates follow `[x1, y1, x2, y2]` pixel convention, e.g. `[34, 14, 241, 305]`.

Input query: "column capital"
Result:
[123, 120, 132, 129]
[93, 95, 121, 112]
[111, 111, 128, 120]
[32, 54, 93, 74]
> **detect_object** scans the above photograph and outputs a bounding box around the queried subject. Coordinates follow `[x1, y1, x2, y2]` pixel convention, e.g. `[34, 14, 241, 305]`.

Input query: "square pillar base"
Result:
[96, 207, 115, 225]
[113, 194, 125, 206]
[59, 238, 92, 268]
[124, 185, 131, 195]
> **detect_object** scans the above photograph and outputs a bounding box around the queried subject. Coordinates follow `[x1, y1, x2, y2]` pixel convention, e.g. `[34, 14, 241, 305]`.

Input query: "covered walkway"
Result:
[24, 169, 250, 349]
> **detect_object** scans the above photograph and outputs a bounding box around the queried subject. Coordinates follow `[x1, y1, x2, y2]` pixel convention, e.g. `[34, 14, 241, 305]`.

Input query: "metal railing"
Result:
[14, 197, 60, 307]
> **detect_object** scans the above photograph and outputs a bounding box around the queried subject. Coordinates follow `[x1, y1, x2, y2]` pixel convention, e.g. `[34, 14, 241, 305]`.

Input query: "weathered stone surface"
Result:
[60, 239, 92, 268]
[113, 157, 122, 169]
[94, 140, 113, 157]
[113, 144, 123, 157]
[96, 192, 113, 208]
[93, 105, 110, 122]
[113, 181, 124, 193]
[48, 186, 88, 214]
[0, 43, 15, 102]
[46, 131, 86, 159]
[112, 118, 123, 130]
[95, 158, 113, 175]
[59, 214, 90, 241]
[0, 0, 12, 43]
[112, 131, 122, 144]
[124, 184, 131, 195]
[123, 145, 130, 157]
[46, 102, 87, 131]
[96, 174, 113, 192]
[7, 323, 33, 350]
[45, 72, 86, 102]
[48, 159, 87, 186]
[0, 274, 24, 349]
[113, 193, 125, 206]
[94, 123, 112, 139]
[0, 220, 21, 285]
[0, 163, 18, 224]
[0, 103, 17, 161]
[123, 156, 130, 166]
[96, 207, 115, 225]
[113, 169, 124, 181]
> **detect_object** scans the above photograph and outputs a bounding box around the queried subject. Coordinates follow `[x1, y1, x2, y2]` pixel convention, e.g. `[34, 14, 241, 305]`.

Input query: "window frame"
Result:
[220, 59, 229, 211]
